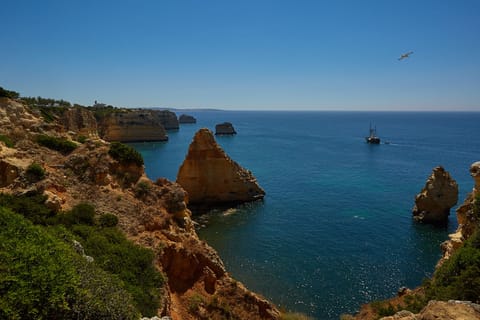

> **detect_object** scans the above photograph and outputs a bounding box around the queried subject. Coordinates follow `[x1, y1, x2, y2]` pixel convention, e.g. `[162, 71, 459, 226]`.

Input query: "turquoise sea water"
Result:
[131, 111, 480, 319]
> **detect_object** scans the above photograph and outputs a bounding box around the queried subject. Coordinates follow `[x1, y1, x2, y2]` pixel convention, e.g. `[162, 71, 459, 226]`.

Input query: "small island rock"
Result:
[176, 128, 264, 208]
[412, 166, 458, 224]
[215, 122, 236, 135]
[178, 114, 197, 124]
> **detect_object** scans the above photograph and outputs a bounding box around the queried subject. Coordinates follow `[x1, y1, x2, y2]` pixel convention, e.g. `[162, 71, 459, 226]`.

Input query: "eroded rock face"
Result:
[380, 300, 480, 320]
[61, 107, 98, 137]
[176, 128, 264, 207]
[412, 166, 458, 224]
[439, 161, 480, 266]
[98, 110, 169, 142]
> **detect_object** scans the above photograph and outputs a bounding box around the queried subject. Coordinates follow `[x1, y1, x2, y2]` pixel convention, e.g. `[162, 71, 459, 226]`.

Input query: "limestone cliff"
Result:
[412, 166, 458, 224]
[379, 301, 480, 320]
[98, 110, 169, 142]
[440, 161, 480, 264]
[0, 97, 279, 320]
[61, 107, 98, 138]
[176, 128, 265, 208]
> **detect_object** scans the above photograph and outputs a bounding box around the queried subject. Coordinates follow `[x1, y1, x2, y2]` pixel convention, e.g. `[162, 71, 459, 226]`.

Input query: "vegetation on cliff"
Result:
[0, 87, 19, 99]
[109, 141, 144, 167]
[36, 134, 78, 154]
[0, 193, 164, 318]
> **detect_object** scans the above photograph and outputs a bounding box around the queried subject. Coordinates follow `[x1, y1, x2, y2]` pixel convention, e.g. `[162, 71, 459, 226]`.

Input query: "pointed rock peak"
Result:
[177, 128, 264, 209]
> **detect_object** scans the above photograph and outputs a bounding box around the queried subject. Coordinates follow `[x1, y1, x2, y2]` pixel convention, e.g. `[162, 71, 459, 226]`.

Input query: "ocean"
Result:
[130, 111, 480, 319]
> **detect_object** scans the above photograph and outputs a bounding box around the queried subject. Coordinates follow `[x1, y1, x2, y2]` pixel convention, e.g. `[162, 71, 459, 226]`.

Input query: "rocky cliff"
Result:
[176, 128, 265, 208]
[0, 98, 280, 320]
[98, 110, 169, 142]
[439, 161, 480, 265]
[61, 107, 98, 138]
[379, 301, 480, 320]
[412, 166, 458, 224]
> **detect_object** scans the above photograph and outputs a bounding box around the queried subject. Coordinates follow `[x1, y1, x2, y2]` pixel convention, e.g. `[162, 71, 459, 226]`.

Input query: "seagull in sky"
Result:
[398, 51, 414, 61]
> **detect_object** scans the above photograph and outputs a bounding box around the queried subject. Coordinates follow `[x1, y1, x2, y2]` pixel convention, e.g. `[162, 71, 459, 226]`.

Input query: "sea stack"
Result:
[176, 128, 264, 209]
[179, 114, 196, 124]
[412, 166, 458, 224]
[215, 122, 236, 135]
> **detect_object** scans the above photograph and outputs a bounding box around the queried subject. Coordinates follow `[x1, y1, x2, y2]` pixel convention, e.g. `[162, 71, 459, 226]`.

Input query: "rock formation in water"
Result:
[178, 114, 196, 124]
[412, 166, 458, 224]
[176, 128, 264, 207]
[98, 110, 169, 142]
[215, 122, 236, 135]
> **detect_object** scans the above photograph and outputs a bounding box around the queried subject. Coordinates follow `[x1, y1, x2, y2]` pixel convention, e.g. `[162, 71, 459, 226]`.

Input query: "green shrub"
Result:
[0, 192, 55, 225]
[76, 135, 87, 143]
[0, 134, 14, 147]
[426, 230, 480, 303]
[74, 227, 164, 316]
[0, 87, 19, 99]
[97, 213, 119, 227]
[134, 180, 151, 198]
[36, 134, 77, 154]
[69, 256, 140, 319]
[58, 203, 96, 226]
[0, 207, 79, 319]
[26, 162, 46, 181]
[1, 195, 164, 317]
[0, 209, 140, 320]
[109, 142, 144, 166]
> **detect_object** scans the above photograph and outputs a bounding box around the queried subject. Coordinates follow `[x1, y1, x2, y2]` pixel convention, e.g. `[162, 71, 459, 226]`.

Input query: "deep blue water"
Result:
[131, 111, 480, 320]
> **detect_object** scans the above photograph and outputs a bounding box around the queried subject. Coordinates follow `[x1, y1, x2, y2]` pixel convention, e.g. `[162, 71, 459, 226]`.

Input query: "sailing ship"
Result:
[365, 124, 380, 144]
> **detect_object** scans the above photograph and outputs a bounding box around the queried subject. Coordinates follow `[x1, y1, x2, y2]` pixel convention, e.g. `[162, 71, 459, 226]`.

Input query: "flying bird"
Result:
[398, 51, 414, 61]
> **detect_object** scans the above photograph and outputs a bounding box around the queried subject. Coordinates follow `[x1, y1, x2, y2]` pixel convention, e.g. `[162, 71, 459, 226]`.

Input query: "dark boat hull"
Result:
[365, 137, 381, 144]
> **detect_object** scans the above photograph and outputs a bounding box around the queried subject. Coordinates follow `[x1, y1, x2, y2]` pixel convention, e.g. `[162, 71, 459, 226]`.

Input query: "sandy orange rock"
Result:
[176, 128, 264, 208]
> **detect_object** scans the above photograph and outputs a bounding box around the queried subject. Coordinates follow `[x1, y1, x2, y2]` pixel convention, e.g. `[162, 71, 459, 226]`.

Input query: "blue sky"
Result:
[1, 0, 479, 110]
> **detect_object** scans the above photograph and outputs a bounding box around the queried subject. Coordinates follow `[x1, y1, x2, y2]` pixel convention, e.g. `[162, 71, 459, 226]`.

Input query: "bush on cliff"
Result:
[109, 142, 144, 167]
[0, 134, 14, 148]
[0, 192, 55, 225]
[0, 87, 19, 99]
[0, 207, 78, 319]
[0, 197, 164, 317]
[0, 207, 140, 319]
[36, 134, 77, 154]
[70, 223, 164, 316]
[26, 162, 46, 181]
[425, 229, 480, 303]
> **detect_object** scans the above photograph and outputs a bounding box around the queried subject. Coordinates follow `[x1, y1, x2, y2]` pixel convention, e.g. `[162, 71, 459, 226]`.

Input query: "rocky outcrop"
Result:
[179, 114, 196, 124]
[153, 110, 179, 130]
[98, 110, 169, 142]
[0, 97, 43, 138]
[176, 128, 265, 208]
[412, 166, 458, 224]
[440, 161, 480, 265]
[215, 122, 236, 135]
[379, 300, 480, 320]
[61, 107, 98, 138]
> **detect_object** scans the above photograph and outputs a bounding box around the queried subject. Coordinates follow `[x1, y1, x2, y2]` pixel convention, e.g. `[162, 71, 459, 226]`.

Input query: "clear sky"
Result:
[1, 0, 479, 110]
